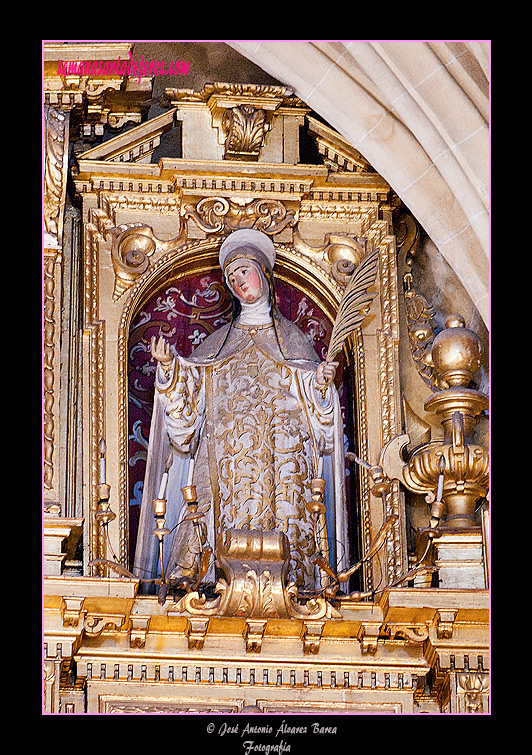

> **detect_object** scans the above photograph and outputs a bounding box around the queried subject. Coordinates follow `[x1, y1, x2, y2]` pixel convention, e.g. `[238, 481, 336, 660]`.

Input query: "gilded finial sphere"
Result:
[444, 314, 465, 329]
[430, 314, 482, 388]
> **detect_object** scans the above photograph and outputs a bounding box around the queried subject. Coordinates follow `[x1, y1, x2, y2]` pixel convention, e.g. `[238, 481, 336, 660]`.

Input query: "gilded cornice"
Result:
[77, 109, 177, 163]
[43, 576, 488, 669]
[163, 82, 307, 107]
[73, 158, 325, 200]
[74, 158, 389, 197]
[44, 43, 132, 110]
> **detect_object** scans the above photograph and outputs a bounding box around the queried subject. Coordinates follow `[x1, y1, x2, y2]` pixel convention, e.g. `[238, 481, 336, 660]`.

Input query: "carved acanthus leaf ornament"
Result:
[223, 104, 268, 160]
[171, 529, 341, 620]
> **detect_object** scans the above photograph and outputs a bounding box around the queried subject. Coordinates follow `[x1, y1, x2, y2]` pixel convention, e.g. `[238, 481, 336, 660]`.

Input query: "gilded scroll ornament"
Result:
[292, 228, 367, 285]
[171, 528, 342, 620]
[108, 223, 187, 300]
[183, 196, 297, 235]
[110, 225, 154, 300]
[207, 529, 291, 618]
[82, 613, 125, 637]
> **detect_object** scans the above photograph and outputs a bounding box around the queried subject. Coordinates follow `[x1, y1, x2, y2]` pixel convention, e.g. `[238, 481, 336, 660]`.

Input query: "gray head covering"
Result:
[219, 229, 275, 272]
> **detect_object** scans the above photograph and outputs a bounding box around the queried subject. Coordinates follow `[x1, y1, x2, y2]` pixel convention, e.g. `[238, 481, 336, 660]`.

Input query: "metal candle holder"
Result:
[180, 485, 206, 556]
[152, 497, 171, 581]
[95, 484, 116, 525]
[306, 477, 327, 585]
[95, 438, 116, 528]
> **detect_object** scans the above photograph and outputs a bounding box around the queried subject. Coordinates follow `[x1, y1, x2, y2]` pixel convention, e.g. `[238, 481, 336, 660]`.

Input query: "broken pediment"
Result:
[306, 116, 374, 173]
[73, 81, 376, 172]
[76, 108, 177, 164]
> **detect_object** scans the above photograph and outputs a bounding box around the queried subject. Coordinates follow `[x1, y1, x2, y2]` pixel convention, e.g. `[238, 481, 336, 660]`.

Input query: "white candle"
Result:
[158, 470, 169, 500]
[99, 438, 106, 485]
[317, 454, 324, 479]
[157, 452, 174, 500]
[436, 454, 445, 501]
[436, 473, 444, 502]
[186, 455, 196, 487]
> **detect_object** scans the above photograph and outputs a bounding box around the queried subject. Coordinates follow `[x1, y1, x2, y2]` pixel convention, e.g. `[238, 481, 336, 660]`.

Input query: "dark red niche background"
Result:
[127, 271, 347, 568]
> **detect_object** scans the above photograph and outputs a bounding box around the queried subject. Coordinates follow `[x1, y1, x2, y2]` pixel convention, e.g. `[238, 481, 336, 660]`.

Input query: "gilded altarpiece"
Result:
[43, 74, 489, 715]
[81, 181, 403, 589]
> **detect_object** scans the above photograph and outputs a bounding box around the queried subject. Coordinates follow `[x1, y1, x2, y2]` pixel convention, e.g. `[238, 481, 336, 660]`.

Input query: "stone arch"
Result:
[228, 41, 490, 324]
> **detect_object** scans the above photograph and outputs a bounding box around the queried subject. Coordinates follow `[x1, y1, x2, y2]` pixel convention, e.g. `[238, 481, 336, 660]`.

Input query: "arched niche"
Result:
[118, 236, 364, 582]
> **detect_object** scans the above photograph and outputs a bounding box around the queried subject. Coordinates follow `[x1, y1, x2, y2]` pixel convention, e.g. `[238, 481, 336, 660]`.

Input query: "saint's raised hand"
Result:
[150, 335, 173, 366]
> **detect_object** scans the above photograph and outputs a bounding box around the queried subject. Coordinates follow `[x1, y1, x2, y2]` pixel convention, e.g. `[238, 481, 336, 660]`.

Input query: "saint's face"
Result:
[226, 261, 263, 304]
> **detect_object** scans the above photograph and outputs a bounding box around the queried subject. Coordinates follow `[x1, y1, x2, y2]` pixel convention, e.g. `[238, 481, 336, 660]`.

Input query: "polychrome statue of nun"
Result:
[133, 229, 348, 590]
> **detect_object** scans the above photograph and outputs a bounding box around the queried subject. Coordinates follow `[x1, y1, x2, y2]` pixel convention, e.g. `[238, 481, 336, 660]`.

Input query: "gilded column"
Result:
[43, 106, 70, 504]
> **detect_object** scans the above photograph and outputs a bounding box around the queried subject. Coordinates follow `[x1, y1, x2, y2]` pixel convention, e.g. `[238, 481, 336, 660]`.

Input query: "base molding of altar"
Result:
[44, 575, 489, 714]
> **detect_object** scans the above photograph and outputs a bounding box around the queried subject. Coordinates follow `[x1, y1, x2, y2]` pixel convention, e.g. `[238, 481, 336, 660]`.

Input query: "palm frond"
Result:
[327, 249, 379, 361]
